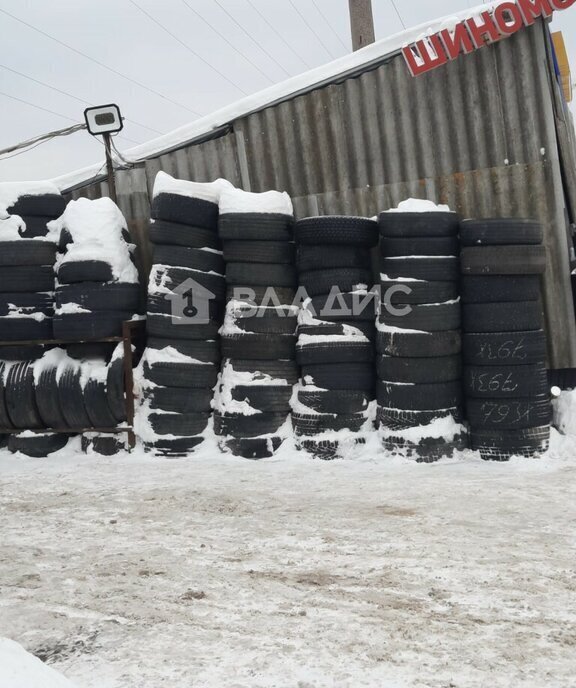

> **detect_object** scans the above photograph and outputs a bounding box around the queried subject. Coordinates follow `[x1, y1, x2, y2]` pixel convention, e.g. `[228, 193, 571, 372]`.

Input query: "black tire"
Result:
[461, 276, 541, 304]
[299, 268, 373, 297]
[298, 321, 375, 340]
[297, 340, 374, 366]
[295, 216, 377, 247]
[146, 313, 220, 340]
[462, 302, 543, 333]
[144, 436, 204, 457]
[81, 434, 126, 456]
[380, 280, 459, 305]
[377, 380, 462, 411]
[381, 237, 459, 257]
[376, 329, 462, 357]
[378, 211, 460, 238]
[306, 292, 377, 322]
[53, 312, 133, 340]
[222, 436, 284, 459]
[18, 215, 57, 239]
[297, 389, 370, 414]
[58, 367, 92, 429]
[381, 432, 467, 463]
[8, 433, 69, 457]
[464, 363, 549, 399]
[0, 344, 45, 361]
[58, 228, 72, 252]
[55, 283, 140, 312]
[226, 262, 296, 288]
[5, 362, 44, 429]
[5, 193, 65, 218]
[223, 241, 294, 264]
[225, 359, 299, 384]
[296, 438, 344, 460]
[302, 362, 374, 391]
[377, 354, 461, 384]
[153, 245, 224, 275]
[149, 412, 210, 437]
[466, 396, 551, 430]
[463, 330, 547, 366]
[470, 426, 550, 461]
[232, 308, 298, 335]
[221, 333, 296, 360]
[57, 260, 114, 284]
[214, 411, 287, 437]
[0, 266, 54, 293]
[231, 385, 292, 412]
[143, 361, 218, 389]
[151, 192, 218, 229]
[66, 343, 117, 361]
[292, 412, 366, 436]
[296, 245, 371, 272]
[147, 337, 220, 364]
[0, 362, 14, 429]
[379, 300, 461, 332]
[35, 365, 67, 429]
[0, 315, 52, 341]
[460, 219, 543, 246]
[144, 386, 213, 413]
[226, 285, 296, 306]
[149, 265, 226, 301]
[0, 292, 53, 316]
[381, 257, 459, 281]
[218, 213, 293, 241]
[0, 240, 57, 266]
[460, 246, 547, 275]
[149, 220, 220, 249]
[107, 348, 126, 423]
[83, 378, 118, 428]
[376, 406, 462, 430]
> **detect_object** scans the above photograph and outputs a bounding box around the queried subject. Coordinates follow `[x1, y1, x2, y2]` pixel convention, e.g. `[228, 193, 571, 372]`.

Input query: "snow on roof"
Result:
[51, 1, 504, 193]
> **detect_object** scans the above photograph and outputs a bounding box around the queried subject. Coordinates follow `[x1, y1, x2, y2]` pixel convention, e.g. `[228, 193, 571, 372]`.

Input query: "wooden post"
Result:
[348, 0, 375, 51]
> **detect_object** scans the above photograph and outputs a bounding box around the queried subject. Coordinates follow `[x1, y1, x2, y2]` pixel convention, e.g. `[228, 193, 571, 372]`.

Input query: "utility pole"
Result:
[348, 0, 375, 51]
[103, 133, 118, 204]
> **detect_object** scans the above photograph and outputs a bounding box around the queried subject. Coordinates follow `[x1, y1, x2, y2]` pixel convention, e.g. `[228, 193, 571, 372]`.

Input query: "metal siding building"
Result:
[65, 19, 576, 368]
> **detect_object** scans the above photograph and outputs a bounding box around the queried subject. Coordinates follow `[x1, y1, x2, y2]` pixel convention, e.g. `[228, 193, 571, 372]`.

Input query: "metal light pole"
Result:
[84, 104, 123, 205]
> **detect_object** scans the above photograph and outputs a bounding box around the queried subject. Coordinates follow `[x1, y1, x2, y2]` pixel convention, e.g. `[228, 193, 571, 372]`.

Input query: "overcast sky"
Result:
[1, 0, 575, 183]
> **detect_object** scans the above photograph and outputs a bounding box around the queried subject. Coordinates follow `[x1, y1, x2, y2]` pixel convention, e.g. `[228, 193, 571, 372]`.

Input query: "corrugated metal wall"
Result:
[65, 20, 576, 367]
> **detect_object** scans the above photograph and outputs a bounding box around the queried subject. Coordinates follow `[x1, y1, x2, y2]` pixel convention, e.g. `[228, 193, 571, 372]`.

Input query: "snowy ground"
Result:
[1, 431, 576, 688]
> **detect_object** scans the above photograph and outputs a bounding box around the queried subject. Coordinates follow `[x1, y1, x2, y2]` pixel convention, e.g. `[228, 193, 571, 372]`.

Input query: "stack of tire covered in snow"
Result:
[460, 219, 551, 460]
[139, 172, 229, 457]
[376, 203, 465, 462]
[53, 197, 140, 346]
[292, 216, 378, 460]
[214, 189, 297, 459]
[0, 183, 65, 351]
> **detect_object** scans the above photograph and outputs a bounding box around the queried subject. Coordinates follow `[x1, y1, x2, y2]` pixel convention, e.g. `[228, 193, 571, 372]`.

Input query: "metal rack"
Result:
[0, 319, 146, 450]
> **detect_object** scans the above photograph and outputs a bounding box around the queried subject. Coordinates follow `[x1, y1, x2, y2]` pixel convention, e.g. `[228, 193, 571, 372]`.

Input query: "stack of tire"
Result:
[139, 172, 229, 457]
[53, 198, 140, 348]
[376, 208, 465, 462]
[292, 216, 378, 460]
[460, 219, 551, 460]
[0, 238, 57, 348]
[0, 186, 65, 353]
[0, 346, 128, 457]
[214, 189, 297, 459]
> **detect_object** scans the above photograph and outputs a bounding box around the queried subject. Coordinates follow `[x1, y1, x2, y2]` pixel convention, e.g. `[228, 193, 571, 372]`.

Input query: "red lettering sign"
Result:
[403, 0, 571, 77]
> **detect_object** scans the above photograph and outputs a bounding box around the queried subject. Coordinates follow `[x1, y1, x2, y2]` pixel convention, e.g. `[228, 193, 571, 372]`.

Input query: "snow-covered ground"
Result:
[1, 425, 576, 688]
